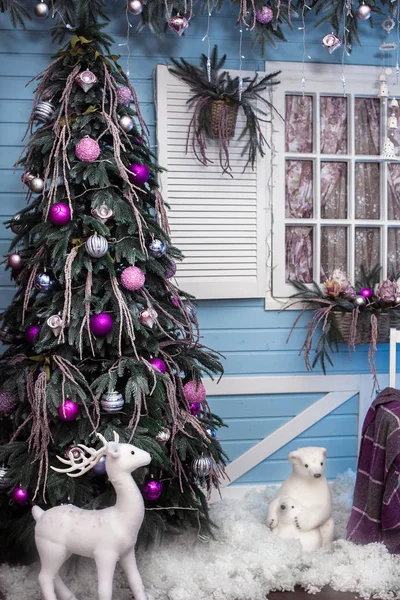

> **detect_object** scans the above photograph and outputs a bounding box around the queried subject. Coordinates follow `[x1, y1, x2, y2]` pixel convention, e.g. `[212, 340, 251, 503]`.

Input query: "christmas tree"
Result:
[0, 1, 225, 562]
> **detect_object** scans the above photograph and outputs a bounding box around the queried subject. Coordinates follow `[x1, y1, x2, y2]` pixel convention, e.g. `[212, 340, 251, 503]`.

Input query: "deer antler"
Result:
[52, 437, 108, 478]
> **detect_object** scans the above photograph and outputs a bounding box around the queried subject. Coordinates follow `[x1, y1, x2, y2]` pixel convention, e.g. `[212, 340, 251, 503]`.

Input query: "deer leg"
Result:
[94, 552, 118, 600]
[36, 542, 69, 600]
[55, 574, 79, 600]
[120, 549, 147, 600]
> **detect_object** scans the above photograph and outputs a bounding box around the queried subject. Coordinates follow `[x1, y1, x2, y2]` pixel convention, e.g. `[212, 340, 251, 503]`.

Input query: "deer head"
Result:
[52, 431, 151, 478]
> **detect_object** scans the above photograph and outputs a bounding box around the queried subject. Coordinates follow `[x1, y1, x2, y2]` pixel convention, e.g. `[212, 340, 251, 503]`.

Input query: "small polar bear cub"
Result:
[267, 446, 334, 552]
[273, 497, 322, 553]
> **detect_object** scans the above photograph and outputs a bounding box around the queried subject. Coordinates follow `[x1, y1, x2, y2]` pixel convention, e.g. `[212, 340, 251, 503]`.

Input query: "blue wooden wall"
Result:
[0, 4, 392, 484]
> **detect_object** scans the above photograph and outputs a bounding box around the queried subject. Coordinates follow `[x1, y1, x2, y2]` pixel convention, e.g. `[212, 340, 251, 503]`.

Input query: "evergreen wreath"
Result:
[168, 45, 281, 173]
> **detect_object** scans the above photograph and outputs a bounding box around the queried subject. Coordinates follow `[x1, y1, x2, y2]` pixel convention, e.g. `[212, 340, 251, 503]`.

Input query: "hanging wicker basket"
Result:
[333, 311, 390, 345]
[211, 100, 239, 138]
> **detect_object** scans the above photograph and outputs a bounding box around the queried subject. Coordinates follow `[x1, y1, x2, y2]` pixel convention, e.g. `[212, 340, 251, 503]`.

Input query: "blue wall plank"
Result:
[0, 3, 388, 484]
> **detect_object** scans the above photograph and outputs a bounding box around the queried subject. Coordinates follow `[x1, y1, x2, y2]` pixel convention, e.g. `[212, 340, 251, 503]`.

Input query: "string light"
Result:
[341, 3, 351, 96]
[118, 7, 133, 77]
[202, 3, 213, 82]
[238, 27, 245, 101]
[299, 1, 311, 96]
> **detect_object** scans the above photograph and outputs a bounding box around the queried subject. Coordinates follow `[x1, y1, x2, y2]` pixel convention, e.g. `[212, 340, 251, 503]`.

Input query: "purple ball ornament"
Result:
[117, 86, 133, 106]
[120, 266, 145, 291]
[255, 5, 273, 24]
[24, 324, 40, 344]
[184, 380, 207, 404]
[171, 297, 180, 308]
[149, 358, 167, 374]
[189, 402, 201, 416]
[128, 163, 150, 186]
[142, 479, 163, 501]
[89, 313, 113, 337]
[92, 456, 107, 475]
[13, 486, 29, 505]
[360, 287, 373, 299]
[0, 392, 17, 418]
[48, 202, 71, 226]
[57, 398, 80, 421]
[75, 137, 100, 163]
[165, 259, 177, 279]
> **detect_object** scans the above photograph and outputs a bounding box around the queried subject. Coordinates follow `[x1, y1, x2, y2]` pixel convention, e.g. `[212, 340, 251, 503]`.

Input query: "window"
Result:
[270, 62, 395, 300]
[156, 65, 268, 300]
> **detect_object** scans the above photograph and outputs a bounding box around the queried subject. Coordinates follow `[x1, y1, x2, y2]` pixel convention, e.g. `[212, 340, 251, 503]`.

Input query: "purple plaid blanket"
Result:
[346, 387, 400, 553]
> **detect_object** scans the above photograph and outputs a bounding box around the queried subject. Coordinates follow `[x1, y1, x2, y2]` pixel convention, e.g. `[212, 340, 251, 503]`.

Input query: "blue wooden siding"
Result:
[0, 6, 391, 484]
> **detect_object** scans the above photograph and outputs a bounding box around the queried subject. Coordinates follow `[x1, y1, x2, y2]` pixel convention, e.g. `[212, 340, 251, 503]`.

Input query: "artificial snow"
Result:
[2, 470, 400, 600]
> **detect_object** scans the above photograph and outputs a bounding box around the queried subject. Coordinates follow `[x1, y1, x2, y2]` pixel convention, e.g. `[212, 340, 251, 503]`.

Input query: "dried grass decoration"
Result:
[168, 45, 281, 173]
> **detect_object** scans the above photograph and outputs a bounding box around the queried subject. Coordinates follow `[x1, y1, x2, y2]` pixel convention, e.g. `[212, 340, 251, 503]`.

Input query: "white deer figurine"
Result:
[32, 431, 151, 600]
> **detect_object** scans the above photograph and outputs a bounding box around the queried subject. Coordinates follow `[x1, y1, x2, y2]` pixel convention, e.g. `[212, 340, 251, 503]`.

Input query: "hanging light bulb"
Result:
[378, 73, 389, 98]
[388, 98, 399, 129]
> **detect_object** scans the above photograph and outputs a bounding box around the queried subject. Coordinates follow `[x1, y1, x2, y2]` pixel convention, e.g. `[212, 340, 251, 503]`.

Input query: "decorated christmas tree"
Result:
[0, 1, 225, 562]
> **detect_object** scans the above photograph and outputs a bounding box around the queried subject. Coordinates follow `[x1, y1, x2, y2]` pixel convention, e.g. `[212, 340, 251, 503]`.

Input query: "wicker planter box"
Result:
[211, 100, 239, 138]
[333, 311, 390, 345]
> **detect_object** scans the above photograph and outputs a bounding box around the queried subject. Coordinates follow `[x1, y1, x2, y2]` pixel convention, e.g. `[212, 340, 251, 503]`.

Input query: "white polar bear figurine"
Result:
[272, 496, 322, 552]
[267, 447, 334, 550]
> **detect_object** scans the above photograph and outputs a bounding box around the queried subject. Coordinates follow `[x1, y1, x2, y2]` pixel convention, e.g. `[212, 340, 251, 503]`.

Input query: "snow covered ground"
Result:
[2, 471, 400, 600]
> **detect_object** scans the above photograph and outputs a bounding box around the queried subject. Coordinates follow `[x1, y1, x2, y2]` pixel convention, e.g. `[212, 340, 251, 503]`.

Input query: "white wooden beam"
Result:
[204, 374, 361, 396]
[221, 390, 355, 487]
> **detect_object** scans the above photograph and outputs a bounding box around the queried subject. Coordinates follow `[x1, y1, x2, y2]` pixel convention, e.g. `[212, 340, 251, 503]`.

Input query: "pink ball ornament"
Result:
[75, 137, 100, 163]
[24, 324, 40, 344]
[13, 486, 29, 505]
[48, 202, 71, 226]
[149, 358, 166, 373]
[255, 5, 273, 24]
[57, 398, 80, 421]
[0, 392, 17, 418]
[89, 313, 113, 337]
[7, 253, 22, 269]
[360, 287, 373, 299]
[128, 163, 150, 186]
[184, 380, 207, 404]
[189, 402, 201, 416]
[117, 86, 133, 106]
[142, 479, 163, 501]
[120, 266, 145, 291]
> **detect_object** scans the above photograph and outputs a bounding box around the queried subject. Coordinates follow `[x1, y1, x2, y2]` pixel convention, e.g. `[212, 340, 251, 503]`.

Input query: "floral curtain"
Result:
[285, 94, 382, 283]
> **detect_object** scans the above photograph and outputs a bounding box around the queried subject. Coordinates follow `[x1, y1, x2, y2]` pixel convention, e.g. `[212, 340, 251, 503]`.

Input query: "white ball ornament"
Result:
[119, 115, 135, 133]
[30, 177, 45, 194]
[85, 234, 109, 258]
[127, 0, 143, 15]
[34, 2, 49, 17]
[354, 295, 366, 307]
[356, 3, 372, 20]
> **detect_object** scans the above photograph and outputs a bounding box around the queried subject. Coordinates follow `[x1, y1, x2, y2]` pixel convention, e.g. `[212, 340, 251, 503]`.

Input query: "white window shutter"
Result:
[156, 65, 267, 300]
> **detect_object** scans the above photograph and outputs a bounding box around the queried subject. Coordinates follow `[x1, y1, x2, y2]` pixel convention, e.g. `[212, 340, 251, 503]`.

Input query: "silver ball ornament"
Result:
[101, 391, 125, 413]
[119, 115, 135, 133]
[148, 238, 167, 258]
[34, 2, 49, 17]
[192, 455, 213, 478]
[184, 300, 197, 320]
[30, 177, 45, 194]
[85, 234, 109, 258]
[156, 428, 171, 443]
[11, 214, 22, 234]
[127, 0, 143, 14]
[0, 466, 10, 488]
[354, 295, 366, 307]
[34, 101, 55, 124]
[356, 3, 372, 20]
[34, 272, 55, 293]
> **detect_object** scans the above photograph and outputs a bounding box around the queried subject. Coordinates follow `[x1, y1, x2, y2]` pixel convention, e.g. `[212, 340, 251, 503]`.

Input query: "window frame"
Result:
[266, 61, 389, 309]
